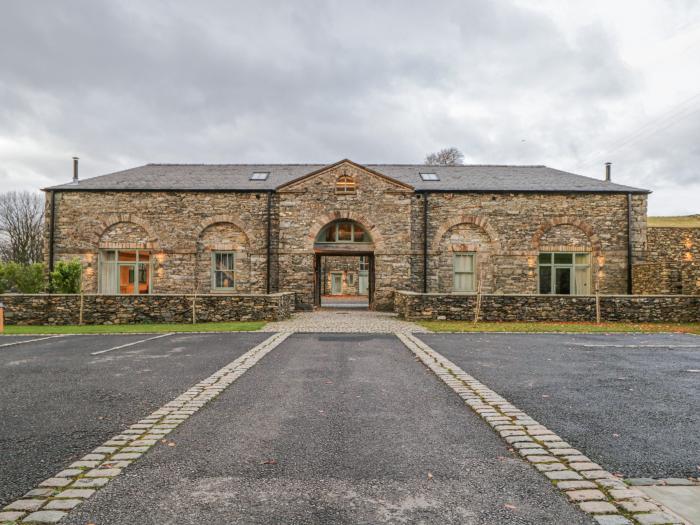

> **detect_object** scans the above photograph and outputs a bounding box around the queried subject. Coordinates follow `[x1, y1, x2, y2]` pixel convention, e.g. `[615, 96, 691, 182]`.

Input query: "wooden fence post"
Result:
[79, 293, 84, 325]
[191, 294, 197, 324]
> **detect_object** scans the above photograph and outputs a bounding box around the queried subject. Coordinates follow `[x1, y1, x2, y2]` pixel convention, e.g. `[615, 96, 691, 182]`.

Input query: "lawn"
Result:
[647, 214, 700, 228]
[417, 321, 700, 334]
[1, 321, 266, 334]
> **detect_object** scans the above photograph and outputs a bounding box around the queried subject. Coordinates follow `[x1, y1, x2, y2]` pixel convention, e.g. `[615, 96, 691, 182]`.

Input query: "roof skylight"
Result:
[419, 172, 439, 181]
[250, 172, 269, 181]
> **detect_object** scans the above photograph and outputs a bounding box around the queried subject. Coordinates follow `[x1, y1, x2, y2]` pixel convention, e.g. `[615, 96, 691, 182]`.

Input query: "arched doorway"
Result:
[313, 219, 375, 309]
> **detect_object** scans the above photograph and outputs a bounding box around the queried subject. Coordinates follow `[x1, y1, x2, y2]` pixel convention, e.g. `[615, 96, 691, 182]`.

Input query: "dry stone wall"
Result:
[635, 227, 700, 295]
[395, 291, 700, 323]
[0, 293, 294, 325]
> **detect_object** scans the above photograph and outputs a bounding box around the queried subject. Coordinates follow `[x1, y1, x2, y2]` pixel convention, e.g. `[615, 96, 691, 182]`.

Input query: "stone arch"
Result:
[307, 211, 385, 252]
[432, 215, 501, 252]
[195, 214, 254, 245]
[197, 220, 250, 251]
[532, 217, 602, 255]
[96, 214, 160, 249]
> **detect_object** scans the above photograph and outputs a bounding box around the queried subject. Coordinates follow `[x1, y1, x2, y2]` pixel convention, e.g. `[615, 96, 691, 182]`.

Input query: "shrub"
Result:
[0, 262, 45, 293]
[50, 259, 82, 293]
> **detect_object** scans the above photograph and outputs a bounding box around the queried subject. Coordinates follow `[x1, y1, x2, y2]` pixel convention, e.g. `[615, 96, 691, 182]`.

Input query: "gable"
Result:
[276, 159, 414, 192]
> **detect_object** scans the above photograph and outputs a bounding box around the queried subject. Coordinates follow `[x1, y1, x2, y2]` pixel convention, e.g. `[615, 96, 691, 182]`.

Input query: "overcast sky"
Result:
[1, 0, 699, 215]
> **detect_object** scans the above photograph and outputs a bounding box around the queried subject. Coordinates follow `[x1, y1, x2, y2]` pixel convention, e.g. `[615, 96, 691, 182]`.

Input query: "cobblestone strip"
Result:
[0, 332, 291, 525]
[396, 333, 689, 525]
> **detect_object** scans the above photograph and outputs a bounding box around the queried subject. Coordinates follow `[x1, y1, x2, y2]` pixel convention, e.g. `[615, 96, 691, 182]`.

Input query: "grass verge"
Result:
[417, 321, 700, 334]
[1, 321, 266, 335]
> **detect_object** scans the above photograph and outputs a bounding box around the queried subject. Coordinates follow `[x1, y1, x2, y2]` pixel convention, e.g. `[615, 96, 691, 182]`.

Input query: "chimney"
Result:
[72, 156, 79, 183]
[605, 162, 611, 182]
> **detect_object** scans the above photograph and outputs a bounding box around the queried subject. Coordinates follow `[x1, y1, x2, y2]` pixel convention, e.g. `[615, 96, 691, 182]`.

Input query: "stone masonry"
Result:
[44, 160, 650, 311]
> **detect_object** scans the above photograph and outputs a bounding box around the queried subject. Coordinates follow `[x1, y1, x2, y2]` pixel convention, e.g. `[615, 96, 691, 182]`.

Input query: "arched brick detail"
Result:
[196, 214, 253, 244]
[532, 217, 602, 255]
[94, 213, 161, 249]
[306, 211, 385, 252]
[432, 215, 501, 253]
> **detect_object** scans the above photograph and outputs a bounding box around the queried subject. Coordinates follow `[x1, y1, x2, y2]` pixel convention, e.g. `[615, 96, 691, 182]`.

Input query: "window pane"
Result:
[575, 253, 590, 265]
[324, 225, 335, 242]
[137, 263, 149, 294]
[337, 222, 352, 241]
[454, 254, 473, 272]
[555, 267, 571, 294]
[100, 251, 118, 294]
[554, 253, 572, 264]
[353, 224, 367, 242]
[538, 253, 552, 264]
[118, 251, 137, 262]
[138, 252, 150, 262]
[539, 266, 552, 294]
[216, 270, 234, 289]
[574, 267, 589, 295]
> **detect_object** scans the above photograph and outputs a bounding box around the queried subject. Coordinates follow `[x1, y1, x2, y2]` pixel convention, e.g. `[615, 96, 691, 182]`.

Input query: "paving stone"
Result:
[0, 511, 26, 522]
[22, 510, 67, 523]
[562, 455, 591, 463]
[545, 470, 583, 481]
[545, 441, 571, 449]
[617, 499, 660, 513]
[111, 453, 141, 460]
[557, 481, 598, 490]
[23, 489, 53, 498]
[513, 442, 544, 449]
[519, 448, 550, 455]
[43, 499, 82, 511]
[81, 454, 105, 461]
[500, 430, 526, 437]
[69, 461, 99, 469]
[39, 478, 71, 488]
[661, 478, 694, 486]
[84, 468, 121, 478]
[4, 500, 45, 512]
[608, 489, 646, 500]
[130, 439, 157, 446]
[55, 469, 83, 478]
[71, 478, 110, 488]
[626, 478, 657, 486]
[634, 512, 682, 525]
[569, 462, 603, 471]
[597, 479, 628, 489]
[578, 501, 618, 514]
[582, 470, 614, 480]
[566, 489, 607, 502]
[535, 463, 567, 472]
[55, 489, 95, 499]
[593, 516, 632, 525]
[551, 448, 581, 456]
[93, 446, 118, 454]
[526, 454, 557, 463]
[504, 436, 533, 444]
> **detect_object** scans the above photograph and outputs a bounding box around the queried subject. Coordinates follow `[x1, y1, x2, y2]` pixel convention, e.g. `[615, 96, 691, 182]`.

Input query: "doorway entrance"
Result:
[314, 253, 375, 309]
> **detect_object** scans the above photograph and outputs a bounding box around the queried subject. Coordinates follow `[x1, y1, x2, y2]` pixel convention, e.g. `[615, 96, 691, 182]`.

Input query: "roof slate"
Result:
[45, 162, 649, 193]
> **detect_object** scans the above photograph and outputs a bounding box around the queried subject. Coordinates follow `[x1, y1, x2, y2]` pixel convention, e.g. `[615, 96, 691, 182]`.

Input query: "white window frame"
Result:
[211, 251, 236, 291]
[453, 252, 476, 292]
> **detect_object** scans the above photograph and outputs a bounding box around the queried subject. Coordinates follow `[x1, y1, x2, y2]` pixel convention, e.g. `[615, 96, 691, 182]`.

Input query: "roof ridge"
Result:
[143, 162, 548, 168]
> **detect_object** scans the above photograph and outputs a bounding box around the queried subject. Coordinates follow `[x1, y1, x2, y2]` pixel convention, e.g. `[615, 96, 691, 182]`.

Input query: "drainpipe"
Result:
[266, 191, 272, 294]
[627, 192, 633, 294]
[423, 191, 429, 293]
[48, 191, 56, 291]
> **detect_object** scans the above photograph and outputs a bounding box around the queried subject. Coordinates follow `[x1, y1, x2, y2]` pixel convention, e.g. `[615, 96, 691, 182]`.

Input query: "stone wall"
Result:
[635, 227, 700, 295]
[395, 291, 700, 323]
[0, 293, 294, 325]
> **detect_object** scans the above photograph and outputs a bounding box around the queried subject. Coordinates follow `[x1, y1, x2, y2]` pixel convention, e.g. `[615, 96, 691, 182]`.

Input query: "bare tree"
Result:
[0, 191, 45, 264]
[425, 147, 464, 165]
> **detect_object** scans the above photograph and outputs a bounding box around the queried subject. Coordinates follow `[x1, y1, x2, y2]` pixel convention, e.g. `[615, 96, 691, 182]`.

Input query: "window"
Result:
[250, 172, 269, 181]
[359, 255, 370, 271]
[316, 221, 372, 243]
[453, 253, 475, 292]
[336, 174, 356, 194]
[99, 250, 151, 294]
[420, 172, 439, 181]
[538, 252, 591, 295]
[212, 252, 235, 290]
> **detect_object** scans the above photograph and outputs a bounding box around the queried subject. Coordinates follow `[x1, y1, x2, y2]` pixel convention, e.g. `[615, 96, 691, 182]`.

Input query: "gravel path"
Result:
[262, 309, 428, 333]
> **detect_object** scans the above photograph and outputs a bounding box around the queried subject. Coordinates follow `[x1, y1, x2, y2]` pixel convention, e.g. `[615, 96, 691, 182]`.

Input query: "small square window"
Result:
[250, 172, 269, 181]
[420, 173, 439, 181]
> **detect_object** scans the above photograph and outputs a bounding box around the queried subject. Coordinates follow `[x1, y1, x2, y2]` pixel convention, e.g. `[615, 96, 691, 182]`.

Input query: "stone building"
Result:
[44, 159, 650, 310]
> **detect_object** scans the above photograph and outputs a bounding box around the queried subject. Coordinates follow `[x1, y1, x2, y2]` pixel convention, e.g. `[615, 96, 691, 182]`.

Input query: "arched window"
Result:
[336, 174, 356, 194]
[316, 221, 371, 243]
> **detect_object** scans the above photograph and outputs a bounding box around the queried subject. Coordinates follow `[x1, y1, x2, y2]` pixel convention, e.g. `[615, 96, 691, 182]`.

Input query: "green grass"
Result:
[417, 321, 700, 334]
[2, 321, 266, 335]
[648, 214, 700, 228]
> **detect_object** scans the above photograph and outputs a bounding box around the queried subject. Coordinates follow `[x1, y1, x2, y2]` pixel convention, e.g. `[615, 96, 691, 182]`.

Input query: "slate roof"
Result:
[45, 161, 649, 193]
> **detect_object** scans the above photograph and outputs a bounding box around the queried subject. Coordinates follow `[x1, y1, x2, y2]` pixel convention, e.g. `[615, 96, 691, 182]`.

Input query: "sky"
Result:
[0, 0, 699, 215]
